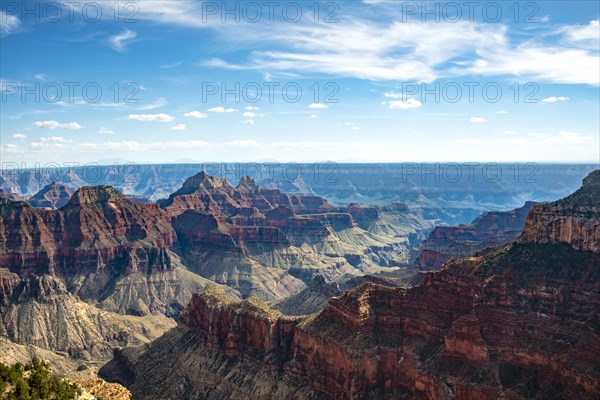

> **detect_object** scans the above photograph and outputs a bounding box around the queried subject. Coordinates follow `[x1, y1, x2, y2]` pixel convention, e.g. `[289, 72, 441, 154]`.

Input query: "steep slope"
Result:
[271, 274, 408, 316]
[0, 189, 24, 202]
[103, 170, 600, 400]
[0, 271, 175, 358]
[414, 201, 535, 270]
[160, 173, 429, 300]
[518, 170, 600, 251]
[28, 182, 74, 209]
[0, 337, 78, 375]
[0, 186, 233, 360]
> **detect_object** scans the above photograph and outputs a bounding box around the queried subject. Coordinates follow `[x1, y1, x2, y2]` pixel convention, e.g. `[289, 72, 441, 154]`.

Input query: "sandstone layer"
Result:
[102, 170, 600, 400]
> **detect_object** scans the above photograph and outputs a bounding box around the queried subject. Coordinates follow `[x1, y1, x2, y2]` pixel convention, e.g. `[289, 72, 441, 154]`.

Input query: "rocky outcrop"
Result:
[1, 164, 594, 222]
[0, 185, 229, 359]
[0, 271, 176, 358]
[0, 189, 24, 202]
[518, 170, 600, 251]
[272, 274, 406, 316]
[161, 173, 427, 300]
[414, 201, 535, 270]
[0, 336, 78, 375]
[77, 379, 132, 400]
[103, 171, 600, 400]
[0, 186, 176, 277]
[28, 182, 74, 209]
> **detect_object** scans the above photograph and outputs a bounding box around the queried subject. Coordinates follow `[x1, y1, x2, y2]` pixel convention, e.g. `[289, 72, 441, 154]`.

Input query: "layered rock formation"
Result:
[103, 171, 600, 399]
[158, 172, 433, 300]
[27, 182, 74, 209]
[0, 185, 230, 359]
[0, 172, 433, 363]
[271, 274, 407, 316]
[518, 170, 600, 252]
[0, 186, 175, 276]
[414, 201, 535, 270]
[2, 163, 594, 225]
[0, 189, 24, 202]
[0, 270, 176, 359]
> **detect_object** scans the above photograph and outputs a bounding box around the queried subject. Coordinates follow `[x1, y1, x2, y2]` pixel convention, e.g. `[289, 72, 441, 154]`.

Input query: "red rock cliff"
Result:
[108, 170, 600, 400]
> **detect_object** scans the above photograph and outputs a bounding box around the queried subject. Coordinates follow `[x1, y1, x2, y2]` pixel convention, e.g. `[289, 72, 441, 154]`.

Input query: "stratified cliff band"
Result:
[101, 170, 600, 400]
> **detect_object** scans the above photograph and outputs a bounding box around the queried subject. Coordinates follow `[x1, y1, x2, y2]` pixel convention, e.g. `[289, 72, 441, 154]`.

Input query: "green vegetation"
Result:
[0, 358, 80, 400]
[485, 243, 600, 283]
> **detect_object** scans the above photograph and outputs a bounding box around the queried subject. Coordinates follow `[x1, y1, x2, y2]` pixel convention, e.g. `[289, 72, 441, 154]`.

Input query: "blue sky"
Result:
[1, 0, 599, 164]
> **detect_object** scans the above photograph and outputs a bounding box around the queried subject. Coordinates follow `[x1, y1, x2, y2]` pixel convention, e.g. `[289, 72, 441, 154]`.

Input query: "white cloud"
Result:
[184, 111, 208, 119]
[202, 19, 509, 83]
[33, 120, 82, 130]
[92, 4, 597, 85]
[128, 113, 174, 122]
[542, 96, 570, 103]
[109, 28, 137, 52]
[384, 92, 402, 99]
[388, 98, 422, 109]
[245, 106, 260, 111]
[309, 114, 318, 119]
[242, 119, 255, 125]
[309, 103, 329, 109]
[4, 132, 597, 164]
[39, 136, 70, 143]
[98, 127, 115, 135]
[137, 97, 168, 110]
[469, 117, 487, 123]
[463, 45, 599, 85]
[171, 123, 187, 131]
[496, 110, 508, 114]
[207, 107, 236, 113]
[13, 133, 27, 140]
[243, 112, 256, 118]
[352, 127, 360, 131]
[560, 20, 600, 50]
[0, 11, 21, 37]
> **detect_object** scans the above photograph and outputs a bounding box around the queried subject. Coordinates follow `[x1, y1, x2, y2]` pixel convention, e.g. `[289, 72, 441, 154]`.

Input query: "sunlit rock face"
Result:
[518, 170, 600, 252]
[157, 172, 433, 301]
[27, 182, 74, 209]
[103, 171, 600, 400]
[414, 201, 535, 271]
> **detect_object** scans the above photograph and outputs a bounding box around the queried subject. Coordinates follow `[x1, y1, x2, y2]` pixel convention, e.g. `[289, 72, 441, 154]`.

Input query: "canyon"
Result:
[413, 201, 535, 271]
[101, 170, 600, 399]
[1, 163, 594, 225]
[0, 171, 433, 363]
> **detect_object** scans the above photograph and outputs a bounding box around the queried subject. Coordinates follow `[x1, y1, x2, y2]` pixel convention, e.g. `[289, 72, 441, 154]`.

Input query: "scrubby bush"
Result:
[0, 358, 80, 399]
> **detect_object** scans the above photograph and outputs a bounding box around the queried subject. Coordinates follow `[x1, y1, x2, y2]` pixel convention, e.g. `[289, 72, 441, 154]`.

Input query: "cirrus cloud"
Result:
[469, 117, 487, 123]
[0, 11, 21, 37]
[109, 28, 137, 52]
